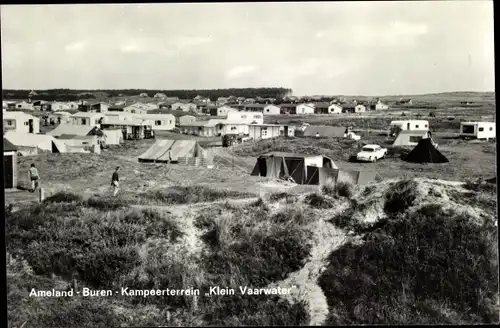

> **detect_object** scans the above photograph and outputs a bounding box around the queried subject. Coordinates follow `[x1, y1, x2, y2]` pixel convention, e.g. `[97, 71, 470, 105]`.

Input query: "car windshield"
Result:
[362, 147, 375, 152]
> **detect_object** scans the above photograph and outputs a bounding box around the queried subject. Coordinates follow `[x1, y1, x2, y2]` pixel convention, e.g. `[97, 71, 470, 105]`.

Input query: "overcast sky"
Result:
[1, 2, 495, 96]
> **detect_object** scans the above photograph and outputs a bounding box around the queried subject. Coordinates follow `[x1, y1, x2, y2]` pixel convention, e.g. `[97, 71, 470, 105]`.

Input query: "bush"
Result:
[44, 191, 83, 204]
[321, 179, 354, 199]
[86, 196, 129, 210]
[271, 207, 309, 225]
[384, 180, 419, 214]
[303, 193, 335, 209]
[136, 185, 253, 205]
[464, 178, 497, 194]
[319, 204, 499, 324]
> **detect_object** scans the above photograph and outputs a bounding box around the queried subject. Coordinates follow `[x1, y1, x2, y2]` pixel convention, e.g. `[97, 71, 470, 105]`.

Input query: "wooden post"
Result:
[39, 188, 45, 202]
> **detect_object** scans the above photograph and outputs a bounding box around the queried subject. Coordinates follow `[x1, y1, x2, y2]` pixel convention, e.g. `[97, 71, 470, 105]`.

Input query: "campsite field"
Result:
[5, 92, 498, 326]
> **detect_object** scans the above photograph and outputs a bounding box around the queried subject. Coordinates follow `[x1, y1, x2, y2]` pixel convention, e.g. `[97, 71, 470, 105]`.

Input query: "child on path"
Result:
[111, 166, 120, 196]
[28, 164, 40, 193]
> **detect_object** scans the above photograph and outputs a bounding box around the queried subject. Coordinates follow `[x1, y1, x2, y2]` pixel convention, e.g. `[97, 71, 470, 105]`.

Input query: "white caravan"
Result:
[460, 122, 496, 140]
[388, 120, 429, 136]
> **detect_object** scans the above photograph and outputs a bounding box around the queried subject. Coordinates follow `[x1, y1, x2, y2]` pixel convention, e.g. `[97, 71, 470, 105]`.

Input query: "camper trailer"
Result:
[460, 122, 496, 140]
[388, 120, 429, 136]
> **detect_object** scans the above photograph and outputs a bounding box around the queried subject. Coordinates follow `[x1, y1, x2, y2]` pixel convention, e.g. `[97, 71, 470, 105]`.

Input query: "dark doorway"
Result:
[28, 119, 34, 133]
[4, 155, 14, 188]
[407, 123, 410, 130]
[257, 158, 267, 176]
[323, 158, 332, 168]
[284, 126, 289, 136]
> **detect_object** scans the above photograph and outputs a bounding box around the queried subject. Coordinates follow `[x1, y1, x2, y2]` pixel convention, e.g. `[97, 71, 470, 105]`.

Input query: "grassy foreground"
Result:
[5, 178, 499, 326]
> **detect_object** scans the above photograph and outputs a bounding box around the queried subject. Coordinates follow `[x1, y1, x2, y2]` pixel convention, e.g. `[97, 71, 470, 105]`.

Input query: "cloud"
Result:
[119, 41, 175, 56]
[226, 65, 257, 79]
[175, 36, 212, 49]
[64, 41, 87, 52]
[317, 20, 428, 47]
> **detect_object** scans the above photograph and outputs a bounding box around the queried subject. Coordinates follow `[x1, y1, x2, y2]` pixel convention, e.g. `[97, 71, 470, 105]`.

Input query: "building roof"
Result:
[245, 104, 267, 108]
[313, 102, 331, 109]
[303, 126, 346, 137]
[58, 135, 97, 140]
[279, 103, 297, 108]
[101, 117, 150, 126]
[47, 124, 102, 137]
[72, 112, 105, 118]
[51, 111, 72, 116]
[4, 138, 17, 151]
[3, 111, 36, 119]
[250, 124, 294, 127]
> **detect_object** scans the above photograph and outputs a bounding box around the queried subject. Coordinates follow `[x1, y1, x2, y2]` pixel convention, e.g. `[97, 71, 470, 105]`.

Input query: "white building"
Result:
[328, 104, 343, 114]
[248, 124, 296, 140]
[296, 103, 315, 115]
[388, 120, 429, 136]
[171, 102, 197, 112]
[262, 105, 281, 115]
[15, 101, 34, 111]
[178, 115, 197, 126]
[460, 122, 496, 140]
[51, 102, 76, 111]
[212, 105, 238, 117]
[138, 114, 176, 131]
[226, 111, 264, 125]
[3, 111, 40, 134]
[123, 103, 148, 114]
[71, 112, 105, 127]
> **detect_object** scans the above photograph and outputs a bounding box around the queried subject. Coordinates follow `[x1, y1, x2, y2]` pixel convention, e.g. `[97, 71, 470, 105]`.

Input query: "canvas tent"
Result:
[392, 130, 429, 147]
[4, 131, 67, 156]
[138, 139, 211, 167]
[250, 152, 338, 185]
[403, 138, 449, 163]
[102, 129, 123, 145]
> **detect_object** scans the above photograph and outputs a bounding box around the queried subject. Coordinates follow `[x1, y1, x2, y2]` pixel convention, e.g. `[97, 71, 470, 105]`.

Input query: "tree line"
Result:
[2, 88, 293, 101]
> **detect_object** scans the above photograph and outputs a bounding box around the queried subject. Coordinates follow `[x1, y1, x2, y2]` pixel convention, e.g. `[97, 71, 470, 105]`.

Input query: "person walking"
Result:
[111, 166, 120, 196]
[28, 164, 40, 193]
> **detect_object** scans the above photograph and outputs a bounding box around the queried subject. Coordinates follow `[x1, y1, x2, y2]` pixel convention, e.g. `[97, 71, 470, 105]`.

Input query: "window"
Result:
[6, 120, 14, 126]
[478, 127, 484, 132]
[462, 125, 474, 134]
[231, 126, 237, 131]
[266, 109, 270, 112]
[424, 124, 428, 128]
[254, 115, 261, 119]
[241, 115, 247, 119]
[24, 122, 29, 126]
[169, 120, 172, 124]
[489, 127, 493, 131]
[415, 125, 419, 128]
[262, 128, 268, 136]
[155, 120, 162, 126]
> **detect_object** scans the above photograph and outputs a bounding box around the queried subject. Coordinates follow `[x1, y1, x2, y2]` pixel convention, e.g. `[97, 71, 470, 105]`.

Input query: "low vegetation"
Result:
[321, 202, 498, 324]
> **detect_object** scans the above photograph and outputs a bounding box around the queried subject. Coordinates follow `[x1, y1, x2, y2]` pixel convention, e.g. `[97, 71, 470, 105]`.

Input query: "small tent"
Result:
[392, 130, 429, 147]
[138, 139, 211, 167]
[250, 152, 338, 185]
[403, 138, 449, 163]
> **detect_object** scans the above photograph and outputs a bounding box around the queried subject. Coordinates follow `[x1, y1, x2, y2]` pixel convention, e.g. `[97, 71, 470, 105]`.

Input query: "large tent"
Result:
[403, 138, 449, 163]
[392, 130, 429, 147]
[138, 139, 210, 166]
[250, 152, 338, 185]
[4, 131, 67, 156]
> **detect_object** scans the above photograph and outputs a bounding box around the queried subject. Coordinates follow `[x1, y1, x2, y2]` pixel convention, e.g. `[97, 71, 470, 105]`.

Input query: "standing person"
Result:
[111, 166, 120, 196]
[28, 164, 40, 193]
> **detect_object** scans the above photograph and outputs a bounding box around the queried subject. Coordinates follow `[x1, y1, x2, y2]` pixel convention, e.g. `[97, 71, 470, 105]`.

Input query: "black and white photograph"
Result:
[2, 1, 498, 326]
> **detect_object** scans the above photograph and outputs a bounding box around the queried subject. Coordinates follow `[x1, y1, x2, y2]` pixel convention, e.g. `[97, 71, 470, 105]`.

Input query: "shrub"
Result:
[319, 205, 499, 324]
[44, 191, 83, 204]
[304, 193, 335, 209]
[85, 196, 129, 210]
[321, 179, 354, 199]
[464, 178, 497, 194]
[271, 207, 309, 225]
[384, 180, 419, 214]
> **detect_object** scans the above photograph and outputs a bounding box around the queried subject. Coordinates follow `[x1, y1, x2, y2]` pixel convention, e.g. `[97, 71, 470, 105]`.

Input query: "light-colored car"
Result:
[356, 144, 387, 162]
[345, 132, 361, 141]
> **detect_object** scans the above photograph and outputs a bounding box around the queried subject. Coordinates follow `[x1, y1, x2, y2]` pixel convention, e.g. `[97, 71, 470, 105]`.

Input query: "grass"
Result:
[320, 178, 355, 199]
[126, 185, 255, 205]
[320, 202, 499, 324]
[383, 180, 420, 214]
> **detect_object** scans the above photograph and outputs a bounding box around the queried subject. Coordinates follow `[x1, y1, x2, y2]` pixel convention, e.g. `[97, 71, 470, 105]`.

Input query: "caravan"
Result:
[388, 120, 429, 136]
[460, 122, 495, 140]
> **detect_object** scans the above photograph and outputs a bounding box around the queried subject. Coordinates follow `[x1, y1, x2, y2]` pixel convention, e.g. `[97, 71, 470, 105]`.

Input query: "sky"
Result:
[0, 2, 495, 96]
